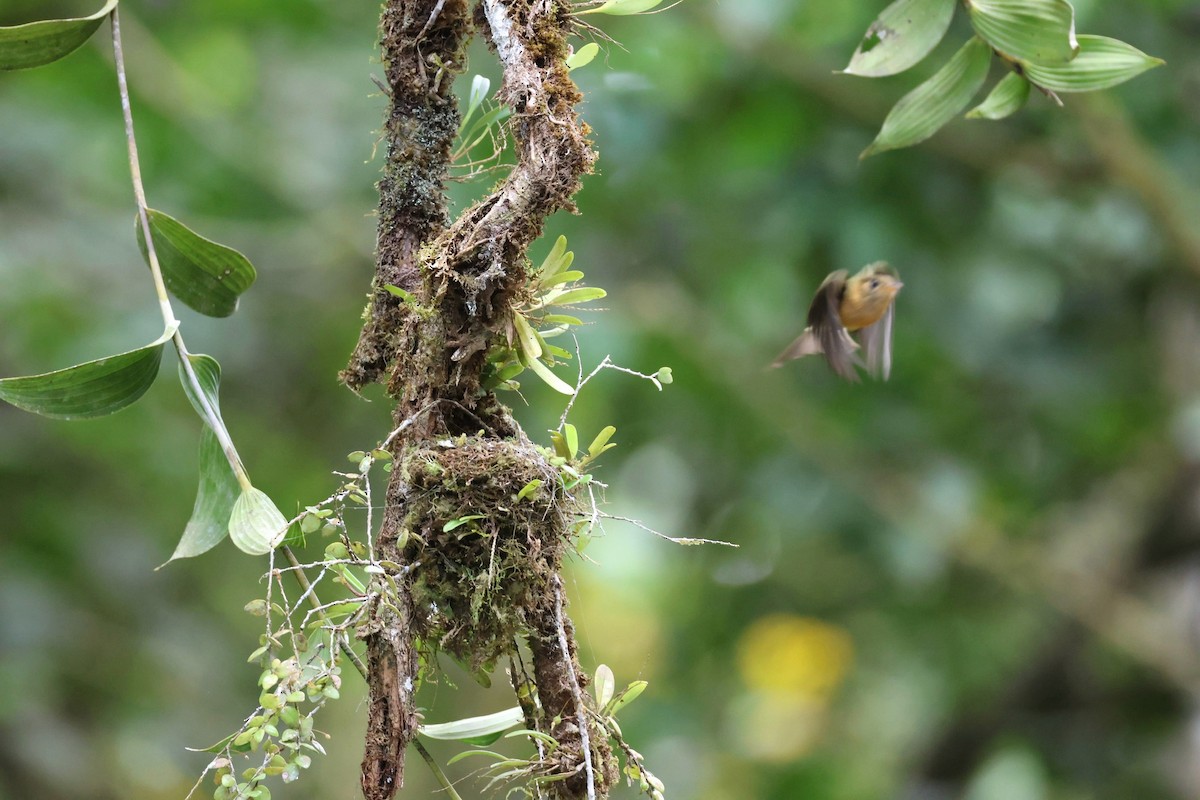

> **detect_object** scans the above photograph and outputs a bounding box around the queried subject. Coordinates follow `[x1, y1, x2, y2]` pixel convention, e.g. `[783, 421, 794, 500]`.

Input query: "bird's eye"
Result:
[869, 279, 880, 289]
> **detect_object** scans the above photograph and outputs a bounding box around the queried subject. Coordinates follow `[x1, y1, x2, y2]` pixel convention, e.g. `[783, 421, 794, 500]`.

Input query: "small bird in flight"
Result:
[770, 262, 903, 381]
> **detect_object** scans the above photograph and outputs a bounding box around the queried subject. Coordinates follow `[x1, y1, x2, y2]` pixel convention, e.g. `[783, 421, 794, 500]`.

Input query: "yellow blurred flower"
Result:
[736, 614, 854, 699]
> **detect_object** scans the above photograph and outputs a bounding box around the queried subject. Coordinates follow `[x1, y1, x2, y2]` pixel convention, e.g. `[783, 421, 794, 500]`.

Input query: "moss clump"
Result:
[397, 435, 573, 670]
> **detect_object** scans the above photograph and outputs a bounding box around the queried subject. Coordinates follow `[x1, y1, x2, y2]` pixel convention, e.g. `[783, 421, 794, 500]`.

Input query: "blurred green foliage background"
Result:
[4, 1, 1200, 798]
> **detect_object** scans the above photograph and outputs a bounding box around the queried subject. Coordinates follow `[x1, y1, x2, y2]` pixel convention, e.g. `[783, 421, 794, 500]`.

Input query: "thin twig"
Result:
[553, 576, 596, 800]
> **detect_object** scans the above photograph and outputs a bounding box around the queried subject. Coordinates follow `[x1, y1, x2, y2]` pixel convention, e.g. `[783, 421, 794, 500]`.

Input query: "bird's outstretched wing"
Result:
[806, 271, 861, 381]
[860, 301, 894, 381]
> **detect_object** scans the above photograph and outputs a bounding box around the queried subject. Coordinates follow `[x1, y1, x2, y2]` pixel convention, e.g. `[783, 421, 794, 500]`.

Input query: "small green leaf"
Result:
[966, 0, 1078, 66]
[515, 479, 543, 502]
[0, 322, 176, 419]
[229, 488, 288, 556]
[594, 664, 615, 708]
[443, 514, 486, 533]
[382, 284, 415, 304]
[420, 706, 525, 745]
[578, 0, 667, 14]
[550, 431, 571, 460]
[160, 427, 240, 564]
[841, 0, 957, 77]
[607, 680, 648, 715]
[539, 287, 607, 307]
[541, 270, 585, 289]
[655, 367, 673, 385]
[541, 314, 584, 326]
[862, 36, 992, 158]
[526, 356, 575, 395]
[566, 42, 600, 71]
[1021, 35, 1164, 92]
[512, 313, 543, 360]
[137, 208, 257, 318]
[587, 425, 617, 458]
[0, 0, 117, 71]
[537, 235, 572, 279]
[563, 423, 579, 460]
[966, 72, 1031, 119]
[179, 353, 223, 423]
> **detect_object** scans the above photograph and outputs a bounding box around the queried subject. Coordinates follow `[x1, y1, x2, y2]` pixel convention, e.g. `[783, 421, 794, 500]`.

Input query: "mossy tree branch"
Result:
[351, 1, 613, 799]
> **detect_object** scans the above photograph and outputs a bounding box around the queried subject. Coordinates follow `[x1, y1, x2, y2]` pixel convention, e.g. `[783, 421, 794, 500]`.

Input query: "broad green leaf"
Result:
[537, 235, 572, 279]
[419, 706, 525, 745]
[0, 322, 176, 419]
[541, 270, 585, 288]
[862, 36, 992, 158]
[577, 0, 666, 14]
[443, 514, 485, 533]
[540, 314, 584, 326]
[1021, 35, 1164, 92]
[966, 0, 1077, 66]
[594, 664, 615, 708]
[842, 0, 957, 77]
[161, 427, 239, 564]
[966, 72, 1031, 119]
[0, 0, 117, 71]
[229, 487, 288, 556]
[136, 208, 257, 318]
[526, 356, 575, 395]
[566, 42, 599, 71]
[588, 425, 617, 458]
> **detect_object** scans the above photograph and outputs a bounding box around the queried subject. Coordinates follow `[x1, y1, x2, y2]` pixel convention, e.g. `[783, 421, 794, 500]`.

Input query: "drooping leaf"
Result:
[0, 0, 117, 71]
[136, 208, 256, 318]
[178, 352, 223, 422]
[525, 356, 576, 395]
[566, 42, 600, 71]
[160, 427, 240, 565]
[577, 0, 666, 15]
[966, 0, 1078, 66]
[229, 487, 288, 556]
[1021, 35, 1164, 92]
[419, 706, 525, 746]
[841, 0, 957, 77]
[862, 36, 992, 158]
[512, 313, 543, 360]
[0, 322, 176, 419]
[966, 72, 1031, 119]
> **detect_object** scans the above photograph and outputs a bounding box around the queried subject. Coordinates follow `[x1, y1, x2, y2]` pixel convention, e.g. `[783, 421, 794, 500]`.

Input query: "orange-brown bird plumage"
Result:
[770, 262, 903, 381]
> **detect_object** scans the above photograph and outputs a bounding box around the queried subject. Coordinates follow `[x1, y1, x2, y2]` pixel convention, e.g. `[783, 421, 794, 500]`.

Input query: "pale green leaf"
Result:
[594, 664, 615, 708]
[512, 313, 543, 360]
[563, 423, 579, 460]
[966, 72, 1031, 119]
[0, 0, 117, 71]
[0, 322, 176, 419]
[607, 680, 648, 715]
[539, 287, 607, 307]
[862, 36, 992, 158]
[382, 284, 415, 304]
[160, 427, 240, 564]
[526, 356, 576, 395]
[537, 235, 572, 278]
[842, 0, 957, 77]
[1021, 35, 1164, 92]
[966, 0, 1077, 66]
[567, 42, 600, 71]
[136, 208, 257, 318]
[229, 488, 288, 556]
[515, 479, 543, 502]
[588, 425, 617, 458]
[420, 706, 525, 745]
[577, 0, 666, 15]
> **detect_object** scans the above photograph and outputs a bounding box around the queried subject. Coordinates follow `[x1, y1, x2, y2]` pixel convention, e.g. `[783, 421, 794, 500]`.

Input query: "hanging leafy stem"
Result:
[846, 0, 1164, 157]
[0, 2, 288, 560]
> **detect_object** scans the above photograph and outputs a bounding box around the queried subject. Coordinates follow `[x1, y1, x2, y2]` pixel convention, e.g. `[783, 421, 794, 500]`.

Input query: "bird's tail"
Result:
[769, 328, 823, 368]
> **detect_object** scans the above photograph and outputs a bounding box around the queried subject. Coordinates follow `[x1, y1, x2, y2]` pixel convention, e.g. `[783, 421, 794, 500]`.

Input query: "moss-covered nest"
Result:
[395, 435, 576, 670]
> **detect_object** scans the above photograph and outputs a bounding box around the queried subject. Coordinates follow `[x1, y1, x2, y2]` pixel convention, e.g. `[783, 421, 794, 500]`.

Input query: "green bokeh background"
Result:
[4, 1, 1200, 798]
